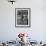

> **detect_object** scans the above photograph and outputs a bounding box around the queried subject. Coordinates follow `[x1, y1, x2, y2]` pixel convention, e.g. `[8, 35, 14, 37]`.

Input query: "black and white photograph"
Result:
[15, 8, 31, 27]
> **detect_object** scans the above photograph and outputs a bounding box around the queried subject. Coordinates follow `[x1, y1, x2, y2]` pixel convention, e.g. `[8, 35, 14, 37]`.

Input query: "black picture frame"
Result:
[15, 8, 31, 28]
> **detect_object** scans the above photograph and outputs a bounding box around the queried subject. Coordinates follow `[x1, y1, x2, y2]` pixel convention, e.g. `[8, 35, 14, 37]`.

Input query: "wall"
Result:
[0, 0, 46, 42]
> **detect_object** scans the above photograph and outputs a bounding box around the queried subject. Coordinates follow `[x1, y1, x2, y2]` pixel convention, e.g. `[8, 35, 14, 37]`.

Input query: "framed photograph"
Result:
[15, 8, 31, 27]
